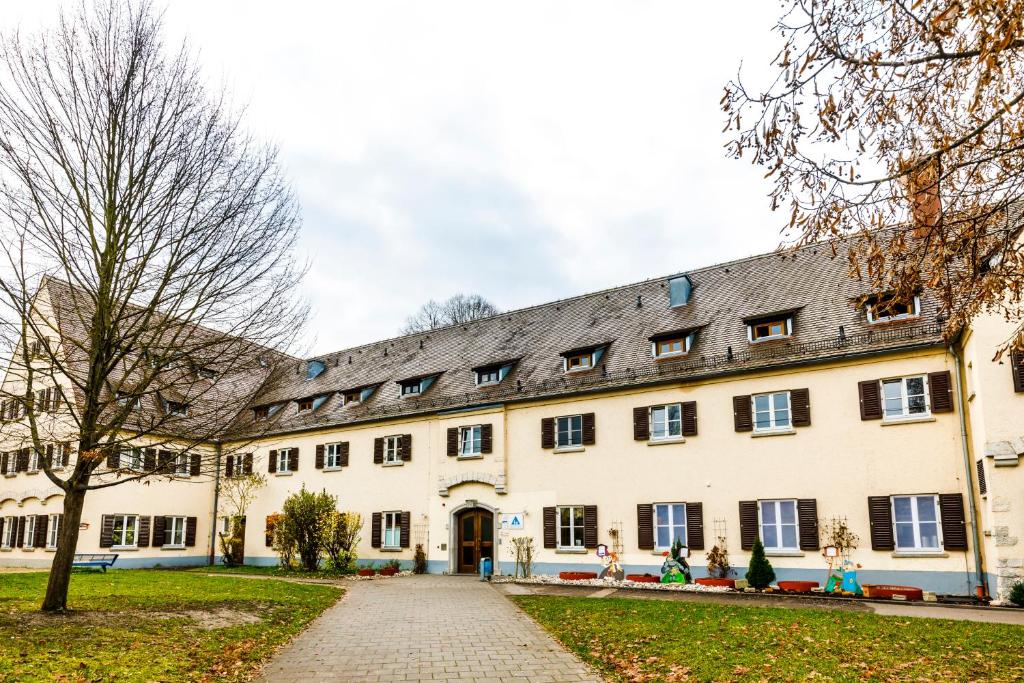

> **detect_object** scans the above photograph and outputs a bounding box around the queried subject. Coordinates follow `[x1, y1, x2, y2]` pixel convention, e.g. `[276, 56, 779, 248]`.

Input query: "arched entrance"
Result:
[455, 507, 494, 574]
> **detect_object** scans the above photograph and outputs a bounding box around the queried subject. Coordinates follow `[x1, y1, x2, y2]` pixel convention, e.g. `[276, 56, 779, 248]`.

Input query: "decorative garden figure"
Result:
[598, 549, 624, 580]
[660, 539, 691, 584]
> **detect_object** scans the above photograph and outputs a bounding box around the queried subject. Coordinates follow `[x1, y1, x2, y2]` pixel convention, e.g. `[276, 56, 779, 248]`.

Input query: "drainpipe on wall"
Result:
[208, 440, 222, 566]
[950, 342, 988, 597]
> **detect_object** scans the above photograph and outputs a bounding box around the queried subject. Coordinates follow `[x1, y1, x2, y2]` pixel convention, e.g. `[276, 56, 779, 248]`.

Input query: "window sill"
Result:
[749, 335, 790, 344]
[112, 546, 138, 552]
[25, 471, 39, 476]
[553, 446, 585, 454]
[4, 473, 16, 478]
[891, 550, 948, 558]
[556, 548, 588, 554]
[382, 462, 404, 467]
[751, 428, 796, 438]
[563, 367, 595, 376]
[161, 545, 186, 551]
[653, 352, 688, 361]
[45, 548, 56, 553]
[22, 548, 35, 553]
[380, 547, 403, 552]
[457, 454, 484, 461]
[323, 466, 344, 472]
[648, 437, 685, 447]
[0, 548, 10, 552]
[274, 472, 293, 477]
[881, 415, 935, 426]
[765, 550, 804, 557]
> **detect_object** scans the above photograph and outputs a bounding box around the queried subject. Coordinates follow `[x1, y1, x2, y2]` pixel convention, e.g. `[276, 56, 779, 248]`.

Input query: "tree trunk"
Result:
[40, 487, 86, 612]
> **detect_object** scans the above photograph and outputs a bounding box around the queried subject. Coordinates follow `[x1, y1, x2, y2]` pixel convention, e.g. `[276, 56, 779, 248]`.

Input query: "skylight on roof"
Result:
[306, 359, 326, 380]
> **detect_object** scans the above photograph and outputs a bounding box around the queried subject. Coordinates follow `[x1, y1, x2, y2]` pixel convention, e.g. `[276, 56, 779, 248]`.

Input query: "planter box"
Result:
[695, 578, 736, 588]
[626, 574, 660, 583]
[357, 569, 377, 577]
[379, 567, 398, 577]
[778, 580, 820, 593]
[862, 584, 923, 601]
[558, 571, 598, 581]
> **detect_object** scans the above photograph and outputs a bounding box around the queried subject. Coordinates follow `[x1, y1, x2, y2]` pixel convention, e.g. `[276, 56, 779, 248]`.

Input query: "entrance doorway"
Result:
[456, 508, 494, 574]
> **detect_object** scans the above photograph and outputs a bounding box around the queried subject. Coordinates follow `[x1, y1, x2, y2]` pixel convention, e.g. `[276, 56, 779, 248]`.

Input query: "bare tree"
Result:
[0, 1, 306, 611]
[401, 293, 500, 333]
[723, 0, 1024, 352]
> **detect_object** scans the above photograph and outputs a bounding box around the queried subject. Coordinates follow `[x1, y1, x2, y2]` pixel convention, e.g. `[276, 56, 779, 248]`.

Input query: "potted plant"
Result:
[379, 559, 401, 577]
[745, 539, 776, 590]
[558, 571, 598, 581]
[357, 563, 377, 577]
[696, 537, 736, 588]
[626, 573, 660, 583]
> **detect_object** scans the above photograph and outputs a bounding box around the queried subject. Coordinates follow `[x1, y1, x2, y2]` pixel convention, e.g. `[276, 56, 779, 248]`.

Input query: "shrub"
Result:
[746, 539, 776, 589]
[705, 537, 731, 578]
[279, 486, 337, 571]
[512, 536, 535, 578]
[219, 516, 246, 567]
[384, 559, 401, 572]
[268, 512, 296, 568]
[1009, 580, 1024, 607]
[413, 543, 428, 574]
[324, 511, 362, 572]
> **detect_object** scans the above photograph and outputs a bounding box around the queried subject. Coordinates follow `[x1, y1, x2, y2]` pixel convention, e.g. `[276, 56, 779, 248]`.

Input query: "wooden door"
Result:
[457, 509, 494, 574]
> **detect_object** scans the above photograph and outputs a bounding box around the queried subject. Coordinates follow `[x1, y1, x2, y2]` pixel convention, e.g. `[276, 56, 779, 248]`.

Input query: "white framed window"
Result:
[120, 448, 144, 472]
[882, 375, 929, 420]
[277, 448, 294, 473]
[383, 436, 402, 464]
[220, 516, 232, 534]
[22, 515, 36, 547]
[558, 506, 585, 549]
[28, 449, 40, 472]
[164, 400, 189, 416]
[556, 415, 583, 448]
[164, 516, 186, 547]
[759, 499, 799, 551]
[867, 295, 920, 324]
[459, 426, 482, 457]
[400, 381, 421, 397]
[650, 404, 682, 440]
[651, 335, 692, 359]
[116, 392, 141, 409]
[654, 503, 687, 550]
[752, 392, 791, 431]
[342, 390, 361, 406]
[325, 442, 344, 468]
[382, 511, 401, 549]
[564, 353, 593, 372]
[892, 495, 941, 551]
[226, 453, 244, 477]
[47, 514, 60, 549]
[748, 317, 792, 342]
[51, 443, 69, 469]
[174, 453, 190, 476]
[111, 514, 139, 548]
[1, 516, 15, 548]
[475, 367, 501, 386]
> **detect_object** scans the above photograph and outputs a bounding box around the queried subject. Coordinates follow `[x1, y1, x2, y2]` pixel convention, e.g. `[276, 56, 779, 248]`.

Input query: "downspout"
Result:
[949, 342, 988, 596]
[208, 440, 222, 566]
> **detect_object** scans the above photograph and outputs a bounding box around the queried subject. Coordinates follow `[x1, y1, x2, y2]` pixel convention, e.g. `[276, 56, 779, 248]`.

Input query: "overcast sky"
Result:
[2, 1, 787, 355]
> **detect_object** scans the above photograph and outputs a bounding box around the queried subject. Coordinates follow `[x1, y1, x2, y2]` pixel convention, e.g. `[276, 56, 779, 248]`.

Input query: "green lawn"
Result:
[186, 563, 354, 580]
[0, 569, 341, 682]
[515, 595, 1024, 682]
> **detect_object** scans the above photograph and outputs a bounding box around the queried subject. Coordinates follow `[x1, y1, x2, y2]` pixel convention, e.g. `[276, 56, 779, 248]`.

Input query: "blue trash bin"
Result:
[479, 557, 493, 581]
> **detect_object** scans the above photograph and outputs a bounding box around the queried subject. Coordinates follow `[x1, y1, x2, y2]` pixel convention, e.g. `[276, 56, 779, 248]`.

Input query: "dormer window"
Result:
[745, 312, 795, 343]
[560, 345, 607, 374]
[473, 360, 517, 387]
[116, 392, 141, 409]
[342, 384, 380, 406]
[650, 329, 698, 359]
[297, 398, 313, 412]
[164, 400, 189, 417]
[306, 359, 326, 380]
[397, 374, 440, 398]
[401, 382, 420, 396]
[866, 294, 921, 324]
[253, 406, 270, 420]
[196, 367, 218, 380]
[343, 390, 361, 405]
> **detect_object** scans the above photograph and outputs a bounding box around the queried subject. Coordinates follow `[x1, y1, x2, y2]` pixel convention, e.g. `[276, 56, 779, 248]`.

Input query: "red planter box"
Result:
[778, 580, 819, 593]
[863, 584, 924, 601]
[695, 578, 736, 588]
[626, 574, 660, 583]
[559, 571, 598, 581]
[357, 569, 376, 577]
[379, 567, 398, 576]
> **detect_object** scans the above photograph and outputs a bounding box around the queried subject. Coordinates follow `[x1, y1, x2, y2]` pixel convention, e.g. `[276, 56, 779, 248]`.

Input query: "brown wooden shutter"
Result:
[19, 449, 29, 472]
[859, 380, 883, 420]
[583, 505, 598, 548]
[371, 512, 382, 548]
[790, 388, 811, 427]
[939, 493, 968, 550]
[158, 450, 172, 473]
[480, 424, 493, 453]
[190, 453, 201, 477]
[340, 442, 349, 467]
[581, 413, 596, 445]
[400, 434, 412, 461]
[224, 455, 234, 478]
[373, 438, 384, 464]
[543, 506, 556, 548]
[0, 452, 6, 475]
[867, 496, 895, 550]
[540, 418, 555, 449]
[681, 401, 698, 437]
[15, 517, 24, 547]
[185, 516, 198, 547]
[977, 459, 987, 495]
[733, 396, 753, 432]
[265, 516, 274, 547]
[739, 500, 758, 550]
[633, 407, 650, 440]
[289, 448, 299, 472]
[144, 448, 155, 471]
[137, 516, 151, 548]
[636, 503, 654, 550]
[928, 370, 954, 413]
[99, 515, 114, 548]
[44, 444, 53, 469]
[153, 516, 167, 547]
[268, 449, 277, 473]
[243, 453, 253, 475]
[315, 444, 325, 469]
[796, 499, 819, 550]
[0, 518, 4, 544]
[685, 502, 704, 550]
[107, 449, 120, 470]
[34, 515, 48, 548]
[446, 428, 458, 457]
[400, 511, 411, 548]
[1012, 350, 1024, 393]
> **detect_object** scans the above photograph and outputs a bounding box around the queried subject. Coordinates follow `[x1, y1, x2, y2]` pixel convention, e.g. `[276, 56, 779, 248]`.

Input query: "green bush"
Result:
[745, 539, 776, 589]
[413, 543, 428, 574]
[278, 487, 336, 571]
[323, 511, 362, 572]
[1009, 580, 1024, 607]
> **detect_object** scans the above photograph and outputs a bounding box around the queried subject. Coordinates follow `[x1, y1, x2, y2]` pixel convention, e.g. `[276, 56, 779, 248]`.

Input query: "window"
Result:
[297, 398, 313, 412]
[867, 295, 920, 324]
[22, 516, 36, 547]
[1, 517, 15, 548]
[401, 381, 421, 397]
[342, 390, 361, 405]
[120, 448, 143, 472]
[654, 503, 687, 550]
[459, 426, 482, 456]
[650, 404, 682, 440]
[752, 392, 791, 431]
[759, 500, 799, 551]
[174, 453, 190, 476]
[220, 516, 232, 535]
[197, 367, 218, 380]
[116, 392, 141, 409]
[749, 318, 791, 341]
[558, 506, 585, 549]
[253, 406, 270, 420]
[164, 400, 189, 416]
[325, 442, 344, 468]
[28, 449, 40, 472]
[892, 495, 941, 551]
[111, 514, 139, 548]
[556, 415, 583, 448]
[277, 448, 294, 473]
[565, 353, 593, 372]
[51, 443, 68, 469]
[164, 516, 186, 547]
[383, 436, 401, 464]
[226, 453, 244, 477]
[475, 367, 501, 386]
[47, 514, 60, 549]
[382, 511, 401, 549]
[882, 375, 929, 419]
[651, 333, 693, 359]
[306, 359, 326, 380]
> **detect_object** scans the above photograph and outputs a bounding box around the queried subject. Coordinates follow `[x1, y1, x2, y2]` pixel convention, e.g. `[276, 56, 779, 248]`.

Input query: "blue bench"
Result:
[72, 553, 118, 572]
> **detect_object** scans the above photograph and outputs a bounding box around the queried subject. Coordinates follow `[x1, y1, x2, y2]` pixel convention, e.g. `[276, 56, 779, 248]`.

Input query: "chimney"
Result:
[906, 155, 942, 239]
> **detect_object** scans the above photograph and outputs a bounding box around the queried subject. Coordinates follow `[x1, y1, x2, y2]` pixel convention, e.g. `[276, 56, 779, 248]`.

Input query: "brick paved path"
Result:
[255, 575, 603, 682]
